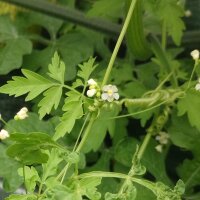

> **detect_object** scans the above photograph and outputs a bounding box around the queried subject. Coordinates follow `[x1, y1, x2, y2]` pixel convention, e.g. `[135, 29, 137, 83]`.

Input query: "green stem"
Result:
[187, 59, 199, 90]
[73, 113, 90, 151]
[101, 0, 138, 86]
[137, 131, 152, 159]
[75, 113, 96, 152]
[57, 113, 96, 183]
[62, 84, 80, 94]
[78, 171, 155, 193]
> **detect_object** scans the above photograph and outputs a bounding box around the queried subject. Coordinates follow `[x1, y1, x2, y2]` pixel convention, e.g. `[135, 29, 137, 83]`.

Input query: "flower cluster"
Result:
[14, 107, 28, 120]
[0, 129, 9, 140]
[155, 131, 170, 153]
[86, 79, 120, 102]
[86, 79, 99, 97]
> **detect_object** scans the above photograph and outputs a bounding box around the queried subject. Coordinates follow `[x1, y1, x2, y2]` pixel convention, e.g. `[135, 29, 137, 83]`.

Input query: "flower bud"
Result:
[87, 89, 97, 97]
[0, 129, 9, 140]
[191, 49, 200, 60]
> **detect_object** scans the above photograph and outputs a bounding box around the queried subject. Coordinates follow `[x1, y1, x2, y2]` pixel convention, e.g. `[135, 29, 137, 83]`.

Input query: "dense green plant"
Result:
[0, 0, 200, 199]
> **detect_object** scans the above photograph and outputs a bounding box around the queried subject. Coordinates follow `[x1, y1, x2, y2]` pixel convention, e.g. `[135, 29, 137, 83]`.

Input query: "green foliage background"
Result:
[0, 0, 200, 199]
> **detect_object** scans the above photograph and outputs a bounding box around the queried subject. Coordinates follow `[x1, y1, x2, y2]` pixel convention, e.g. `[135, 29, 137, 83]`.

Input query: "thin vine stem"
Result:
[101, 0, 138, 87]
[137, 131, 152, 159]
[77, 171, 155, 192]
[75, 113, 96, 152]
[72, 113, 90, 151]
[187, 59, 199, 90]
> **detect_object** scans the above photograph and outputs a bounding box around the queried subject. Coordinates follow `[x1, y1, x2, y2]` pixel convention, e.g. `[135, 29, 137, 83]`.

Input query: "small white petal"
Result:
[111, 85, 118, 92]
[87, 89, 96, 97]
[101, 93, 108, 100]
[102, 85, 109, 91]
[191, 49, 199, 60]
[87, 79, 97, 86]
[107, 96, 114, 102]
[113, 93, 119, 100]
[21, 107, 28, 112]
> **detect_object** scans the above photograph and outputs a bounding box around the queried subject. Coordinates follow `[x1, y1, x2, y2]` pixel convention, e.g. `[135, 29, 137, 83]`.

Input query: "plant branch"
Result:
[0, 0, 120, 36]
[101, 0, 138, 86]
[1, 0, 200, 47]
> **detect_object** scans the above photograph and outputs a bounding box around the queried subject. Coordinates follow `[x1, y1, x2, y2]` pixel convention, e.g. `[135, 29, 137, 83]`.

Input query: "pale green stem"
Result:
[75, 113, 96, 152]
[137, 131, 152, 159]
[60, 163, 70, 184]
[73, 113, 90, 151]
[78, 171, 155, 192]
[154, 72, 173, 91]
[57, 113, 96, 183]
[62, 84, 80, 94]
[101, 0, 138, 87]
[110, 100, 168, 119]
[187, 59, 199, 90]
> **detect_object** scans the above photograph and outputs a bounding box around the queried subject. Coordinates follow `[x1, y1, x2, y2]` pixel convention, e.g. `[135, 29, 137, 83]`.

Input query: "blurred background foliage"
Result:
[0, 0, 200, 199]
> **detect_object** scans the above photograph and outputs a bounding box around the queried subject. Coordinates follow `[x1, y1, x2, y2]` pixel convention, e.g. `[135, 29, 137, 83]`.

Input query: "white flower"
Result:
[185, 10, 192, 17]
[14, 107, 28, 120]
[87, 89, 97, 97]
[87, 79, 97, 86]
[155, 131, 169, 145]
[155, 144, 163, 153]
[191, 49, 200, 60]
[101, 84, 119, 102]
[0, 129, 9, 140]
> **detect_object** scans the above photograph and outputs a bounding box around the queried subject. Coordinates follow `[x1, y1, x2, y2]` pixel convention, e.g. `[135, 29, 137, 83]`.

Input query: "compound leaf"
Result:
[0, 69, 54, 101]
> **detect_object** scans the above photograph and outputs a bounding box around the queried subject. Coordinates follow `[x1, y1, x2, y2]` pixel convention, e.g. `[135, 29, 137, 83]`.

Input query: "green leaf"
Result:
[114, 137, 138, 167]
[18, 166, 40, 193]
[82, 104, 120, 153]
[0, 69, 54, 101]
[42, 148, 64, 183]
[47, 52, 65, 84]
[177, 90, 200, 131]
[57, 32, 93, 80]
[0, 38, 32, 74]
[0, 16, 32, 74]
[105, 183, 137, 200]
[38, 86, 63, 119]
[6, 113, 56, 135]
[7, 132, 60, 165]
[79, 177, 102, 200]
[5, 194, 37, 200]
[77, 57, 97, 84]
[54, 91, 83, 140]
[87, 0, 123, 20]
[177, 158, 200, 192]
[142, 139, 172, 184]
[169, 113, 200, 153]
[114, 137, 171, 184]
[0, 144, 23, 192]
[156, 0, 185, 45]
[155, 181, 183, 200]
